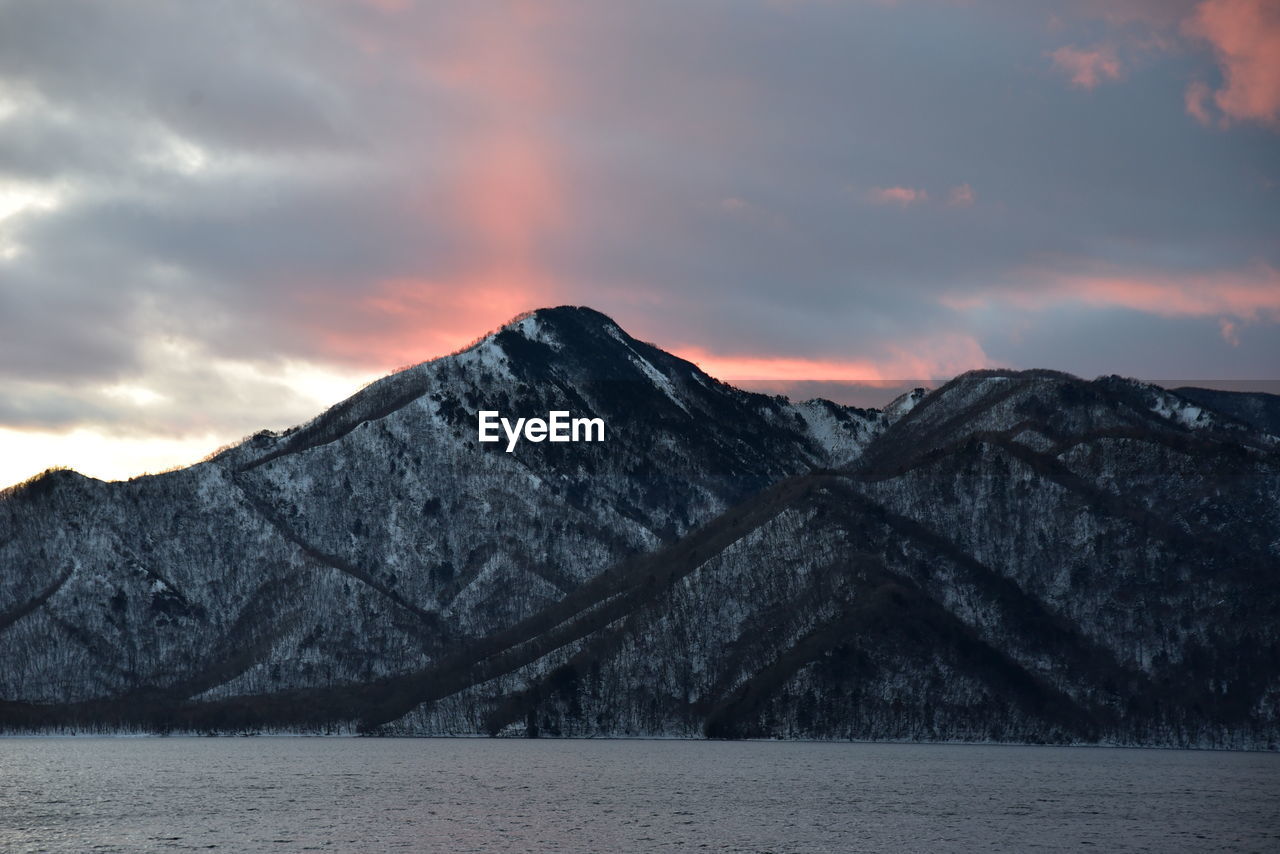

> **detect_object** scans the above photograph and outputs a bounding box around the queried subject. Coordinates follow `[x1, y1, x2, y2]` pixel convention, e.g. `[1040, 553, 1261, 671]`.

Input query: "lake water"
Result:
[1, 738, 1276, 853]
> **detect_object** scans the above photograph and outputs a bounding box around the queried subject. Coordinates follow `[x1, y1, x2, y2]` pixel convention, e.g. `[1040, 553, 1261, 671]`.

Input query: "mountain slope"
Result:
[374, 372, 1280, 748]
[0, 307, 882, 710]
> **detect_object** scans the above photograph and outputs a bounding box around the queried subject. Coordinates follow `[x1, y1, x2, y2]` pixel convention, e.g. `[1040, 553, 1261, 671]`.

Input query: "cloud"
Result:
[1183, 0, 1280, 128]
[1219, 317, 1240, 346]
[864, 184, 976, 210]
[945, 264, 1280, 321]
[866, 186, 928, 206]
[1185, 79, 1215, 125]
[0, 334, 377, 438]
[948, 183, 976, 207]
[0, 0, 1276, 482]
[1049, 45, 1123, 89]
[0, 426, 230, 489]
[716, 196, 788, 230]
[672, 332, 994, 383]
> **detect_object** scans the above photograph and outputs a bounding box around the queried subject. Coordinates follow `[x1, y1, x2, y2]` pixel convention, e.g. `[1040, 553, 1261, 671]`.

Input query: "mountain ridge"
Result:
[2, 307, 1277, 747]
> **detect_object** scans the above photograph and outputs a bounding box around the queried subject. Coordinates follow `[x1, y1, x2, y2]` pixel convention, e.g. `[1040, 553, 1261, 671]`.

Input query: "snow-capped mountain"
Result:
[0, 308, 880, 711]
[1, 308, 1277, 747]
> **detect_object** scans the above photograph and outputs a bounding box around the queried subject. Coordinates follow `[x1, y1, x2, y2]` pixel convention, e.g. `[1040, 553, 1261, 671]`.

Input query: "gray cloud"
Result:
[0, 0, 1277, 442]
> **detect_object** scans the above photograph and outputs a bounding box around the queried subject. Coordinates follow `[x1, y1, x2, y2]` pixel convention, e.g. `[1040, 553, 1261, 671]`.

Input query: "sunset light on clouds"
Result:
[1049, 45, 1123, 90]
[1184, 0, 1280, 127]
[0, 0, 1277, 487]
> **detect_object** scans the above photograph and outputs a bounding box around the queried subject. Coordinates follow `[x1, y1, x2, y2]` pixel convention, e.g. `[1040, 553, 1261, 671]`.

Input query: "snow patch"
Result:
[1150, 392, 1210, 430]
[512, 314, 559, 348]
[794, 401, 873, 467]
[884, 388, 927, 423]
[603, 325, 689, 413]
[451, 337, 514, 380]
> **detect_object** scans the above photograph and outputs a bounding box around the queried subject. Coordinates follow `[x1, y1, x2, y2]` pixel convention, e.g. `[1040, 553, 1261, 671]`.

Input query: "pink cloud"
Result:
[1219, 317, 1241, 346]
[1185, 80, 1215, 125]
[1049, 45, 1123, 89]
[1183, 0, 1280, 128]
[867, 186, 928, 206]
[948, 183, 976, 207]
[295, 274, 560, 370]
[364, 0, 409, 13]
[943, 264, 1280, 323]
[672, 333, 994, 383]
[718, 196, 788, 229]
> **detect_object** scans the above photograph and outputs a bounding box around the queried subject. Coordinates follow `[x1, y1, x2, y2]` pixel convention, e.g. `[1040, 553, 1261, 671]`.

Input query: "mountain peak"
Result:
[523, 304, 622, 326]
[496, 305, 626, 343]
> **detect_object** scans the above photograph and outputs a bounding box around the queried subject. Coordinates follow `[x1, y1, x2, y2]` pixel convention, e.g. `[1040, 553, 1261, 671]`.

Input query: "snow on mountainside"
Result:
[1, 308, 1277, 747]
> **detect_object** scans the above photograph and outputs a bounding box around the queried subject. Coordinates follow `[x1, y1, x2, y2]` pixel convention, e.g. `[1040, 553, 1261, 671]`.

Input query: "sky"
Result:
[1, 0, 1278, 487]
